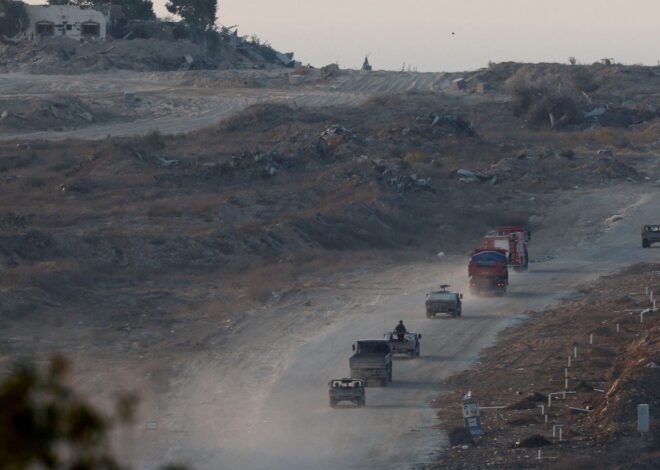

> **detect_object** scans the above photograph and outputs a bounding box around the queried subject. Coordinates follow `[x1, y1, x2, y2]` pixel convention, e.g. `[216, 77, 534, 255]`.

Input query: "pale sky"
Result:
[28, 0, 660, 71]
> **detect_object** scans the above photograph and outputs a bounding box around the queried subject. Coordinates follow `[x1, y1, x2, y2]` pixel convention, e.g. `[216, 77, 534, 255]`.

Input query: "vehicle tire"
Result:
[642, 239, 649, 248]
[356, 398, 363, 408]
[426, 312, 432, 319]
[329, 398, 337, 408]
[416, 348, 420, 357]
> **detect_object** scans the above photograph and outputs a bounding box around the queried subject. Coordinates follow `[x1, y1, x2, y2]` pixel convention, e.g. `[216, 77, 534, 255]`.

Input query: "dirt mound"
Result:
[448, 427, 474, 446]
[0, 36, 287, 74]
[506, 392, 547, 410]
[514, 434, 552, 448]
[0, 95, 117, 132]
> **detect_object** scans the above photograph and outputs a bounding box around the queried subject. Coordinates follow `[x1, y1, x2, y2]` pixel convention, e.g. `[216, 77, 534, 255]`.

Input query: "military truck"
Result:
[384, 332, 421, 357]
[328, 378, 365, 408]
[349, 340, 393, 387]
[642, 225, 660, 248]
[425, 285, 463, 318]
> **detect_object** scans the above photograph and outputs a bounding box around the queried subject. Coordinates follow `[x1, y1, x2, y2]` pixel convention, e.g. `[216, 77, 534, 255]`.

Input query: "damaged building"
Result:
[25, 4, 107, 41]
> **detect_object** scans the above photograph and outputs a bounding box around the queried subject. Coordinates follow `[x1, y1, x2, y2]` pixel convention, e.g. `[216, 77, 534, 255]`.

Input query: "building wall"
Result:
[25, 5, 107, 40]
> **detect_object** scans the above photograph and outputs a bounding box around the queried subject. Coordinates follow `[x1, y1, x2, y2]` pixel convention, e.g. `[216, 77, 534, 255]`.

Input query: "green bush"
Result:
[0, 0, 28, 38]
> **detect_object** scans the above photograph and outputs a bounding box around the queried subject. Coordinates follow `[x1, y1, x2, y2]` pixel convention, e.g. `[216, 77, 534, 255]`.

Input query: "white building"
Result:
[25, 5, 107, 41]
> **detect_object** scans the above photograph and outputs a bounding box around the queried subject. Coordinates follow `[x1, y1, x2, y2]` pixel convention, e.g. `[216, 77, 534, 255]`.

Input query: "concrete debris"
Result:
[457, 168, 490, 183]
[451, 77, 467, 91]
[389, 173, 431, 192]
[320, 125, 352, 140]
[584, 107, 606, 118]
[320, 63, 340, 79]
[604, 214, 623, 225]
[158, 157, 179, 167]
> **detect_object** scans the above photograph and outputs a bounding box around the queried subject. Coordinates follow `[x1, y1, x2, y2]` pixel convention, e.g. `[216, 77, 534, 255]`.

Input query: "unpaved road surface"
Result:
[129, 187, 659, 469]
[0, 70, 452, 141]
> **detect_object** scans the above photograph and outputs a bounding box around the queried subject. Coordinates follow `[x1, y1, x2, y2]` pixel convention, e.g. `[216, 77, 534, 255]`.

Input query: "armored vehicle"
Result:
[384, 332, 421, 357]
[426, 285, 463, 318]
[328, 378, 365, 408]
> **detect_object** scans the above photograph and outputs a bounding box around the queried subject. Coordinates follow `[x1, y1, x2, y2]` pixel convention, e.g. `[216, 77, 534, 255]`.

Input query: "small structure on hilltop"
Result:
[362, 55, 372, 71]
[25, 4, 107, 41]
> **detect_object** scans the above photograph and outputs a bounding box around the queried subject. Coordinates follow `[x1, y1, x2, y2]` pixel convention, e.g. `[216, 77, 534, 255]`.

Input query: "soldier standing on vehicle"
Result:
[395, 320, 407, 341]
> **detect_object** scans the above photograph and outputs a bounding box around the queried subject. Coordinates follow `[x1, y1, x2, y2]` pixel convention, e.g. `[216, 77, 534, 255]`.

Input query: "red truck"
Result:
[483, 226, 530, 271]
[468, 248, 508, 295]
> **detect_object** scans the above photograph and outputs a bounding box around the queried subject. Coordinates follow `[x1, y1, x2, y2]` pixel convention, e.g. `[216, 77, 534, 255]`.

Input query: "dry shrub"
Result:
[510, 76, 584, 129]
[403, 150, 427, 164]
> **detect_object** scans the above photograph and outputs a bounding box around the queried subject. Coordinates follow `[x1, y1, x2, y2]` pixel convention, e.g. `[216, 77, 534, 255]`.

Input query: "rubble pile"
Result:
[434, 263, 660, 469]
[0, 94, 116, 131]
[0, 35, 291, 73]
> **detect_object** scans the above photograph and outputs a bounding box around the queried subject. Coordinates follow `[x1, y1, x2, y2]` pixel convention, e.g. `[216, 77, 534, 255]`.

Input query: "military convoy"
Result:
[330, 225, 536, 408]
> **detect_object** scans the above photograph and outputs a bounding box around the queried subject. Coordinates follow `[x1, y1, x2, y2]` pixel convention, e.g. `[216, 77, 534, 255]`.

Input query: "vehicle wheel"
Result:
[642, 239, 650, 248]
[416, 348, 420, 357]
[329, 398, 337, 408]
[426, 312, 432, 319]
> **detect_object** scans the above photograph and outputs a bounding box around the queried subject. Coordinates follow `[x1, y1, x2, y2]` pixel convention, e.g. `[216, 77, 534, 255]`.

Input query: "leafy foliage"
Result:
[0, 355, 187, 470]
[166, 0, 217, 32]
[0, 0, 28, 38]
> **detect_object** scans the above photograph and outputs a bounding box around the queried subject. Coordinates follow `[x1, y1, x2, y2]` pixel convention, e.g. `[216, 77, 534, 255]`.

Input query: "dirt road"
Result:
[127, 187, 658, 469]
[0, 70, 452, 141]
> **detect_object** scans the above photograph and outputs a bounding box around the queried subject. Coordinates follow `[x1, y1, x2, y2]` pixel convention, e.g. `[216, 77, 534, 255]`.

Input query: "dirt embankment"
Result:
[432, 263, 660, 469]
[0, 36, 287, 74]
[0, 91, 657, 358]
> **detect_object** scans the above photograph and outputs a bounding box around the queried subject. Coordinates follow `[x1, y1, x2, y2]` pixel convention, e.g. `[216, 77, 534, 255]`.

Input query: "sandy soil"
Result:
[0, 69, 454, 140]
[0, 62, 658, 470]
[116, 185, 658, 469]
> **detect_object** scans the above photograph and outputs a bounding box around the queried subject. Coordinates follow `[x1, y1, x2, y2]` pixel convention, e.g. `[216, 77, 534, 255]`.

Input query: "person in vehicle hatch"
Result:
[394, 320, 407, 341]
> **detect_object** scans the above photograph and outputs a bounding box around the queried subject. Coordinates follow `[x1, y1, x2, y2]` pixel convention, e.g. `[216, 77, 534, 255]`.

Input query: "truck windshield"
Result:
[358, 342, 390, 354]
